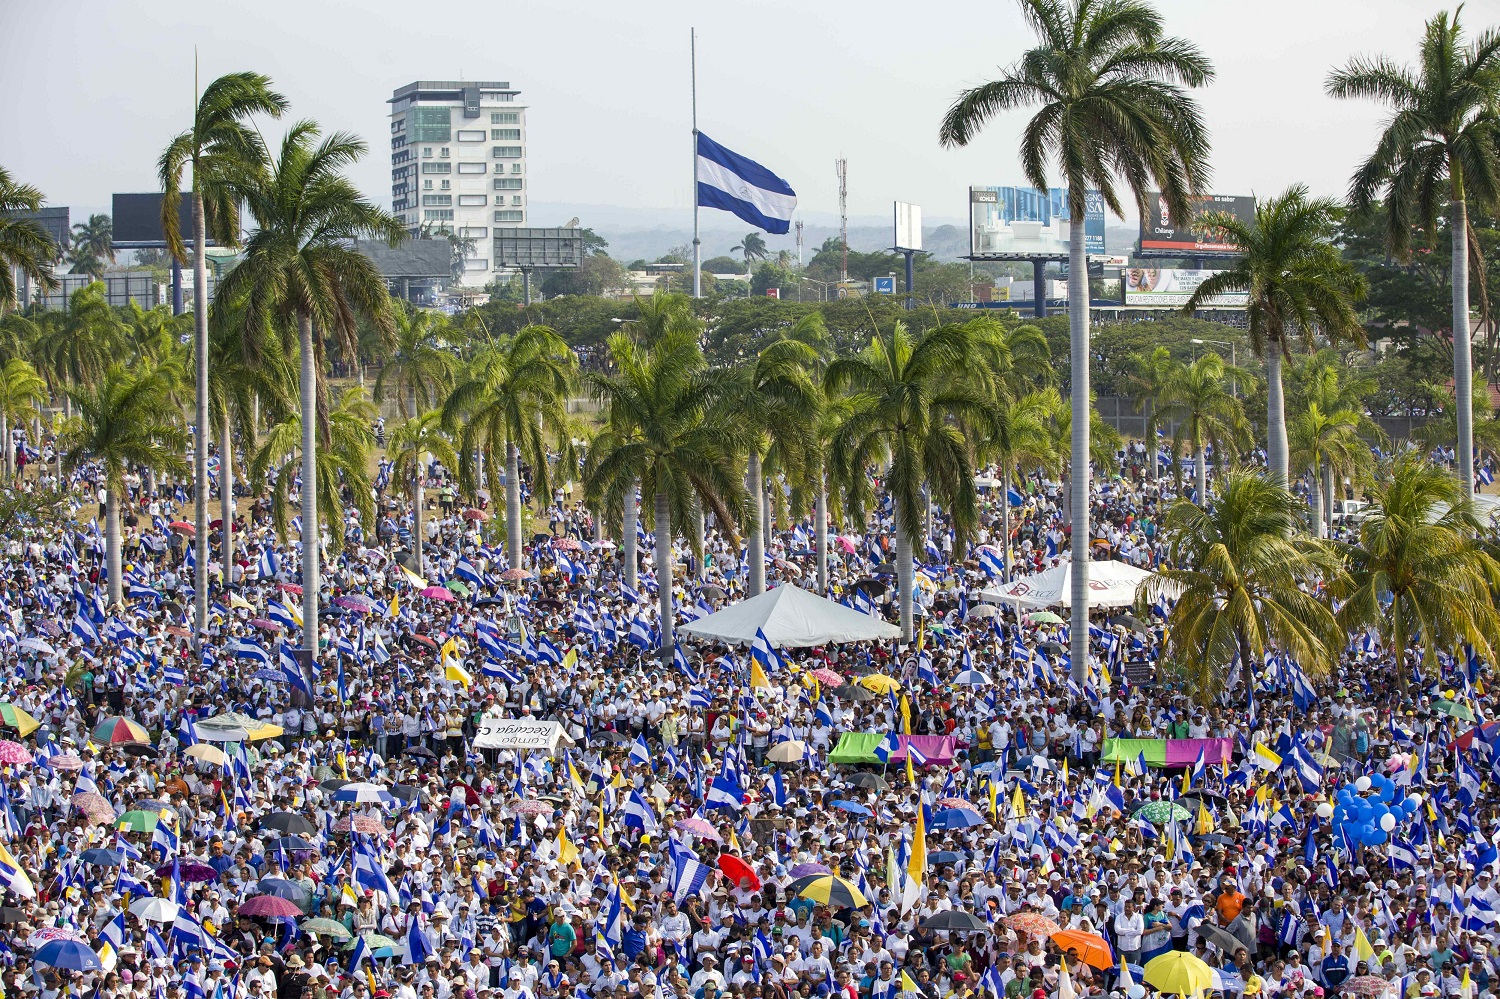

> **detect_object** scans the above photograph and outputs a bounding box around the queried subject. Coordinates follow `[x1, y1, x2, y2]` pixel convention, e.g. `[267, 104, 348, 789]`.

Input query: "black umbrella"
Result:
[475, 597, 506, 607]
[1179, 790, 1229, 808]
[921, 910, 988, 932]
[260, 812, 317, 836]
[389, 785, 421, 803]
[1109, 614, 1150, 634]
[532, 533, 552, 544]
[0, 906, 24, 924]
[831, 684, 876, 702]
[698, 584, 726, 600]
[405, 745, 438, 760]
[873, 563, 896, 576]
[852, 578, 887, 597]
[122, 742, 158, 759]
[1038, 640, 1066, 655]
[849, 773, 887, 790]
[318, 778, 352, 793]
[1197, 924, 1244, 956]
[594, 730, 633, 745]
[271, 835, 317, 852]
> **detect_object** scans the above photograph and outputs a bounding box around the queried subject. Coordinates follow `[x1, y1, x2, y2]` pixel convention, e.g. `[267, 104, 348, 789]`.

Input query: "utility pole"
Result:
[835, 159, 848, 286]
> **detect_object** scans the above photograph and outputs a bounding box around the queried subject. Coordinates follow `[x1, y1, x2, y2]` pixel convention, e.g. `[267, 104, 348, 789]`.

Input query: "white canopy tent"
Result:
[680, 584, 901, 648]
[979, 559, 1156, 610]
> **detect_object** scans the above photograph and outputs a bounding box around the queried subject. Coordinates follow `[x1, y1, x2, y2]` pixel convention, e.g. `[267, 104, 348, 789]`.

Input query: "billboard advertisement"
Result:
[1138, 192, 1255, 255]
[1123, 268, 1247, 307]
[969, 186, 1105, 258]
[112, 193, 197, 246]
[894, 202, 922, 251]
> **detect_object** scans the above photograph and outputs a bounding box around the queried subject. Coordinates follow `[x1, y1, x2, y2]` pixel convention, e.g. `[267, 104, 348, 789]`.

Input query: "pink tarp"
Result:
[1163, 738, 1232, 766]
[890, 735, 956, 766]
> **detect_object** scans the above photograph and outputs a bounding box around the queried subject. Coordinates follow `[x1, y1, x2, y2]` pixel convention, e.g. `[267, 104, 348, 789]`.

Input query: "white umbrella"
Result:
[19, 637, 56, 656]
[332, 782, 396, 806]
[129, 897, 180, 922]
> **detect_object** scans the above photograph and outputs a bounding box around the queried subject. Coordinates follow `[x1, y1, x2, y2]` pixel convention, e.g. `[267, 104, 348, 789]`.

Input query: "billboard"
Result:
[493, 227, 583, 269]
[1123, 268, 1247, 307]
[873, 276, 896, 295]
[894, 202, 922, 251]
[1138, 192, 1255, 255]
[969, 186, 1105, 258]
[112, 193, 197, 247]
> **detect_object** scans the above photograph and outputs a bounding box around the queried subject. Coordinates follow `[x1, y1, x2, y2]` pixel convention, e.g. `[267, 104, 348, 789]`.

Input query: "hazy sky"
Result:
[0, 0, 1454, 229]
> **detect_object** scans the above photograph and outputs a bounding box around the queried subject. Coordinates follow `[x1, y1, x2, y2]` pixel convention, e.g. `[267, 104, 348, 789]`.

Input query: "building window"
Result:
[424, 209, 454, 221]
[440, 180, 451, 190]
[409, 106, 451, 143]
[493, 178, 523, 190]
[491, 112, 519, 124]
[458, 194, 487, 206]
[464, 258, 490, 271]
[492, 146, 522, 159]
[423, 180, 433, 190]
[460, 227, 489, 238]
[456, 162, 486, 175]
[422, 147, 433, 158]
[391, 119, 405, 133]
[512, 195, 524, 206]
[422, 195, 452, 206]
[420, 163, 451, 174]
[439, 147, 450, 158]
[490, 128, 521, 141]
[511, 163, 523, 174]
[456, 130, 485, 142]
[494, 210, 524, 222]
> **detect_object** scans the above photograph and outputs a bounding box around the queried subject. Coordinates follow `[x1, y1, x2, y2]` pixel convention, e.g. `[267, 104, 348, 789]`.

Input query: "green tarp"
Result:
[1100, 738, 1168, 766]
[827, 732, 884, 765]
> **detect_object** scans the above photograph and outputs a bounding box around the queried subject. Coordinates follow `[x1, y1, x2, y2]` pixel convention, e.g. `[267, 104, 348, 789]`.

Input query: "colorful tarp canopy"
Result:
[826, 732, 955, 766]
[1100, 737, 1232, 767]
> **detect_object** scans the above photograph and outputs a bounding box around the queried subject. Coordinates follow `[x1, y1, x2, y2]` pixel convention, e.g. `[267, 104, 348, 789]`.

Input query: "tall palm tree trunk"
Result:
[1001, 465, 1013, 583]
[1266, 347, 1288, 486]
[105, 486, 122, 607]
[1453, 196, 1475, 497]
[654, 490, 674, 663]
[692, 497, 706, 581]
[1323, 463, 1335, 537]
[411, 472, 425, 575]
[1194, 426, 1208, 506]
[1, 409, 10, 480]
[1067, 217, 1090, 681]
[622, 481, 639, 590]
[505, 441, 523, 570]
[222, 413, 234, 586]
[1308, 466, 1325, 538]
[895, 500, 914, 643]
[814, 466, 828, 595]
[192, 194, 210, 645]
[298, 312, 319, 657]
[747, 451, 765, 596]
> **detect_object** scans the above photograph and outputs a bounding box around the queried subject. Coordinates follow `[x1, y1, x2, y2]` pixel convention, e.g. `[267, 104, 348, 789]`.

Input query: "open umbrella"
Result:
[1196, 924, 1246, 957]
[929, 851, 964, 867]
[831, 684, 876, 702]
[1143, 952, 1215, 997]
[830, 799, 872, 816]
[788, 863, 829, 878]
[404, 745, 438, 760]
[674, 816, 720, 841]
[1108, 614, 1150, 633]
[930, 808, 986, 829]
[808, 668, 844, 685]
[717, 855, 761, 890]
[1433, 698, 1476, 721]
[514, 800, 553, 816]
[168, 521, 195, 536]
[185, 744, 228, 766]
[1342, 977, 1394, 998]
[1006, 912, 1061, 938]
[116, 810, 159, 832]
[260, 812, 317, 835]
[255, 879, 311, 909]
[128, 897, 180, 922]
[793, 875, 867, 908]
[302, 917, 353, 940]
[1133, 801, 1193, 824]
[249, 618, 282, 632]
[80, 848, 124, 867]
[240, 894, 304, 918]
[849, 772, 888, 790]
[921, 911, 987, 932]
[72, 793, 116, 824]
[194, 711, 260, 742]
[855, 674, 901, 694]
[463, 508, 489, 522]
[334, 783, 396, 806]
[421, 586, 455, 602]
[1050, 929, 1115, 969]
[47, 753, 85, 771]
[0, 907, 24, 924]
[766, 741, 807, 763]
[92, 717, 150, 744]
[33, 939, 102, 972]
[499, 568, 533, 581]
[157, 862, 217, 883]
[0, 704, 39, 737]
[0, 738, 40, 765]
[270, 835, 317, 853]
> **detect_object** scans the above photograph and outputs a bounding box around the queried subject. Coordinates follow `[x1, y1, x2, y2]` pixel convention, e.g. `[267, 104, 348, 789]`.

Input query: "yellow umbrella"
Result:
[1143, 951, 1216, 997]
[228, 594, 254, 611]
[0, 704, 40, 738]
[185, 744, 228, 766]
[855, 674, 902, 694]
[246, 723, 284, 741]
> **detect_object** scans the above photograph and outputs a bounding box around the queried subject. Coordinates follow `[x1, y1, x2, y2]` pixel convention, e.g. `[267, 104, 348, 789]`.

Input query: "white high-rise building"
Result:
[389, 80, 527, 289]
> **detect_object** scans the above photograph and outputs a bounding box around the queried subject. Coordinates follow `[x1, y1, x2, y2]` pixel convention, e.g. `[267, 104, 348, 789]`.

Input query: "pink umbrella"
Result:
[277, 583, 303, 595]
[674, 817, 721, 841]
[0, 740, 32, 765]
[499, 568, 532, 581]
[27, 927, 88, 948]
[809, 668, 844, 686]
[71, 792, 115, 824]
[513, 800, 553, 816]
[47, 753, 85, 771]
[249, 619, 282, 632]
[936, 797, 980, 812]
[239, 894, 304, 918]
[420, 586, 455, 602]
[333, 815, 388, 835]
[836, 536, 859, 555]
[551, 537, 583, 551]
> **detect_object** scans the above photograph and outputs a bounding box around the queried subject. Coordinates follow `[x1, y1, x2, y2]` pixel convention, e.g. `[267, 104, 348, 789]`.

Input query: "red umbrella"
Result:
[277, 583, 303, 595]
[410, 634, 437, 649]
[239, 894, 303, 918]
[462, 508, 489, 522]
[169, 521, 195, 536]
[450, 782, 481, 807]
[717, 854, 760, 891]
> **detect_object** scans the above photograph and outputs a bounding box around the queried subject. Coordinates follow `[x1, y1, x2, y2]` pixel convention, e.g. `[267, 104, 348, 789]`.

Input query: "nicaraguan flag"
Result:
[696, 132, 797, 235]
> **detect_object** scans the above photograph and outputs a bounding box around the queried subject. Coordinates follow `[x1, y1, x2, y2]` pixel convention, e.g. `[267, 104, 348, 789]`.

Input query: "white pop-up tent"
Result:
[680, 584, 901, 648]
[979, 559, 1155, 610]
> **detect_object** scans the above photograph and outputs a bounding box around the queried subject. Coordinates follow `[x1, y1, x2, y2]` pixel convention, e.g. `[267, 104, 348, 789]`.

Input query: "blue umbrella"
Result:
[35, 938, 103, 972]
[79, 848, 123, 867]
[830, 800, 872, 816]
[929, 851, 964, 866]
[931, 808, 986, 829]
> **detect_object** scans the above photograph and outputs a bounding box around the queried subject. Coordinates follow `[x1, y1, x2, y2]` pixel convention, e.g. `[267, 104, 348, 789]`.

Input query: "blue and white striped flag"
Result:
[695, 132, 797, 235]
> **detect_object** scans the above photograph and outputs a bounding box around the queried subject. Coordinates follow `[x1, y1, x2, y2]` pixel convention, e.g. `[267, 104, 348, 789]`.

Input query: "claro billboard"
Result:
[1138, 192, 1255, 256]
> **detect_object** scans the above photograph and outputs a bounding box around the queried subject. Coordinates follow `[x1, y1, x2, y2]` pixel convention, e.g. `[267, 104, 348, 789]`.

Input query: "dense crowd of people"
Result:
[0, 434, 1490, 999]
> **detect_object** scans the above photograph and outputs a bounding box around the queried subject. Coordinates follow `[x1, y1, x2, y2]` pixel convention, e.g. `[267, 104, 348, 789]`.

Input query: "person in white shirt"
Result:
[1114, 899, 1146, 966]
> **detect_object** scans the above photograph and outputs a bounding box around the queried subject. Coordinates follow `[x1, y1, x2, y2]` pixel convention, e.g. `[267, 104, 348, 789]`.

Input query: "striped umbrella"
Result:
[92, 717, 150, 745]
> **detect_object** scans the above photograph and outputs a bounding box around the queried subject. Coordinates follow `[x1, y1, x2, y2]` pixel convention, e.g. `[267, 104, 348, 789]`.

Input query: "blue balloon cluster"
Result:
[1333, 773, 1419, 847]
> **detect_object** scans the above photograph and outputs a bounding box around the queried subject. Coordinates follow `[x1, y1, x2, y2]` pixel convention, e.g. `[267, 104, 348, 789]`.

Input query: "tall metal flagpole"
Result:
[691, 28, 701, 299]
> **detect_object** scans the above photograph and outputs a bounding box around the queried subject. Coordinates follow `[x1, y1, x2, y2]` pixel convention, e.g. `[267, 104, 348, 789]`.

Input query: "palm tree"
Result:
[374, 306, 457, 420]
[442, 325, 577, 572]
[1329, 11, 1500, 498]
[1123, 347, 1183, 480]
[1333, 454, 1500, 692]
[1157, 353, 1249, 505]
[65, 214, 115, 281]
[825, 320, 995, 640]
[585, 327, 751, 658]
[730, 337, 821, 596]
[389, 410, 459, 576]
[250, 385, 377, 559]
[60, 361, 189, 605]
[981, 388, 1059, 580]
[0, 167, 59, 311]
[1180, 186, 1367, 487]
[160, 70, 288, 645]
[1289, 403, 1372, 537]
[0, 358, 46, 479]
[1138, 471, 1343, 703]
[35, 283, 123, 401]
[220, 122, 403, 649]
[731, 232, 769, 276]
[1039, 387, 1124, 519]
[940, 0, 1214, 676]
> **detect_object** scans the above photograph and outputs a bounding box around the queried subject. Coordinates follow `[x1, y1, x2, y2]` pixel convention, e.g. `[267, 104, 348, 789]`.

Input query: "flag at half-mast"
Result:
[696, 133, 797, 234]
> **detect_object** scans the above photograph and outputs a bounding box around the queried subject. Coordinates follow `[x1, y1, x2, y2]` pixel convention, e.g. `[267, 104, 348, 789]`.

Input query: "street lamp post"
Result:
[1191, 338, 1237, 396]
